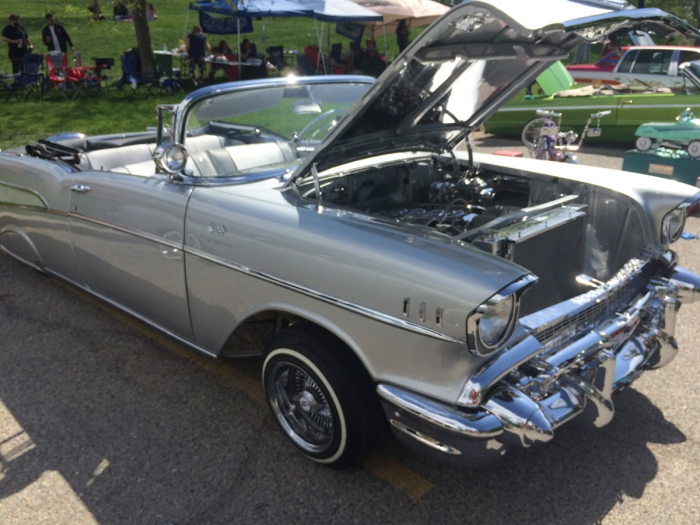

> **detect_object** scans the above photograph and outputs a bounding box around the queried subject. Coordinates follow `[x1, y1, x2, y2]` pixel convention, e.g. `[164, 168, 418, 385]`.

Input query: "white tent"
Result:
[351, 0, 449, 36]
[295, 0, 384, 22]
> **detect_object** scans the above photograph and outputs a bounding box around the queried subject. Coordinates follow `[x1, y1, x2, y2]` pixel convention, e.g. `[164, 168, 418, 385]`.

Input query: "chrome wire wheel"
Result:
[262, 324, 383, 468]
[266, 357, 337, 455]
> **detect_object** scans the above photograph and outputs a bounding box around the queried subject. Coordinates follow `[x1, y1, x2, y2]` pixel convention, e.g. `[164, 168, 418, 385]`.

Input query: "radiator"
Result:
[475, 206, 587, 316]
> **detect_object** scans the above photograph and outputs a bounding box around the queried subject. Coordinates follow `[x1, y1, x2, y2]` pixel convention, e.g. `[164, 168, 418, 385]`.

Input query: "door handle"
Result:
[70, 184, 92, 193]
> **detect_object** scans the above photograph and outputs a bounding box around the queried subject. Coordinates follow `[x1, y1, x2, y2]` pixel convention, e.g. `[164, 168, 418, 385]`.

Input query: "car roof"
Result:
[626, 45, 700, 51]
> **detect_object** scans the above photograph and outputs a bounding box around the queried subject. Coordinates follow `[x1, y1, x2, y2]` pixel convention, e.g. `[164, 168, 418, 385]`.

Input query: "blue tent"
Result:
[186, 0, 382, 72]
[189, 0, 382, 22]
[189, 0, 311, 20]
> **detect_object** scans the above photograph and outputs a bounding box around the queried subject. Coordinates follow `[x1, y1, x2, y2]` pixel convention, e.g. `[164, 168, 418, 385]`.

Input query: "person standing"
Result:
[2, 14, 31, 74]
[42, 14, 74, 54]
[396, 19, 409, 53]
[186, 24, 210, 87]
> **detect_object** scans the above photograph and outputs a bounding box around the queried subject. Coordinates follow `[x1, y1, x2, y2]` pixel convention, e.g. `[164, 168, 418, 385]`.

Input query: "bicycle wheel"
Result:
[522, 117, 555, 149]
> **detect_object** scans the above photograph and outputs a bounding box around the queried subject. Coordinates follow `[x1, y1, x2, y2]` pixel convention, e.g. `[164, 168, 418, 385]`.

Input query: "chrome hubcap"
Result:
[267, 361, 335, 453]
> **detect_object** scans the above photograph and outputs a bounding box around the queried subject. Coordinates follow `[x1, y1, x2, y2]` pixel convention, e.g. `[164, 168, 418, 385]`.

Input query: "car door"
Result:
[617, 92, 700, 136]
[68, 170, 195, 339]
[674, 50, 700, 89]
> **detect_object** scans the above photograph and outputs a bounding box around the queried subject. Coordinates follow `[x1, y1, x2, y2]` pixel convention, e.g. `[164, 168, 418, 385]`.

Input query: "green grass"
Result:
[0, 0, 420, 150]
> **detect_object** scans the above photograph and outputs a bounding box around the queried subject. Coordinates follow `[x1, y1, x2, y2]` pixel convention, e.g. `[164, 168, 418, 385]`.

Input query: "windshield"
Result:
[183, 82, 371, 177]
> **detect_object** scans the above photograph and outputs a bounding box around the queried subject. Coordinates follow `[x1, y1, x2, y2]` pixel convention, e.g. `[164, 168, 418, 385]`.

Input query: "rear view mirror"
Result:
[293, 100, 322, 114]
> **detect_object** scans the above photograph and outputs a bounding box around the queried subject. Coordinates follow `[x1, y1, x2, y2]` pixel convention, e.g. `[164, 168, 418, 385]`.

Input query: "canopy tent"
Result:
[293, 0, 382, 72]
[294, 0, 384, 22]
[350, 0, 449, 36]
[186, 0, 383, 74]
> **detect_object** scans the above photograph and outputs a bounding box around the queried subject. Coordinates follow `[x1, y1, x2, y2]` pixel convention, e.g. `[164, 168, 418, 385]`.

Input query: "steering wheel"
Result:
[296, 108, 348, 142]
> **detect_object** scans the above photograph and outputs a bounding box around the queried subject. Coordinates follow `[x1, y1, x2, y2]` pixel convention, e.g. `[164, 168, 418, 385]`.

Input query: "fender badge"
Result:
[208, 222, 226, 236]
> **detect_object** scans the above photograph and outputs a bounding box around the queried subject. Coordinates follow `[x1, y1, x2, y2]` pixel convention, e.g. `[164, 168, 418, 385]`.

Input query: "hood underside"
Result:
[289, 1, 700, 184]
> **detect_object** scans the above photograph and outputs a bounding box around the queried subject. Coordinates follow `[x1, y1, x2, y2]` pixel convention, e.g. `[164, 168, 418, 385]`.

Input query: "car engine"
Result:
[302, 156, 648, 315]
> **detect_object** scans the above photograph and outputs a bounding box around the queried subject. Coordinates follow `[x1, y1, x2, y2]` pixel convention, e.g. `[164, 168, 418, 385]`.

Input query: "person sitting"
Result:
[341, 42, 363, 74]
[241, 42, 267, 80]
[87, 1, 106, 21]
[113, 1, 129, 20]
[209, 40, 233, 79]
[147, 3, 158, 20]
[239, 39, 251, 62]
[186, 24, 210, 87]
[329, 43, 344, 67]
[214, 40, 232, 56]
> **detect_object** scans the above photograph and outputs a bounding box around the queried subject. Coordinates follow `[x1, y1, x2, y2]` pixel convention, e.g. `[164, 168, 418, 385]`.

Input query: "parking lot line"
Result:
[362, 451, 435, 501]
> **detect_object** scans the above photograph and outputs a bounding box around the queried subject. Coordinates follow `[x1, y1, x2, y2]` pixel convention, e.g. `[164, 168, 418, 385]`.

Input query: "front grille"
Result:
[531, 259, 654, 347]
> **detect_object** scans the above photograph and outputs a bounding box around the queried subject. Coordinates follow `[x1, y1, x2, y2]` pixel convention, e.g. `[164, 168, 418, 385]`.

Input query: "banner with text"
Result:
[199, 11, 253, 34]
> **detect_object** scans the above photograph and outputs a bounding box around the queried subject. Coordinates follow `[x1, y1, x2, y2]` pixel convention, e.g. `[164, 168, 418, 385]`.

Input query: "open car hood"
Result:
[290, 0, 699, 183]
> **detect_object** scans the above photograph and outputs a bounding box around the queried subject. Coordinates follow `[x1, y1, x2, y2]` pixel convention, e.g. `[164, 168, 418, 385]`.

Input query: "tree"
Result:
[647, 0, 700, 31]
[130, 0, 157, 79]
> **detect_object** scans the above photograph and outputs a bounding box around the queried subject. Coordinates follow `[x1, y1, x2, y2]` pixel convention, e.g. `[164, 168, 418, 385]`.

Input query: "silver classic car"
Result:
[3, 0, 700, 469]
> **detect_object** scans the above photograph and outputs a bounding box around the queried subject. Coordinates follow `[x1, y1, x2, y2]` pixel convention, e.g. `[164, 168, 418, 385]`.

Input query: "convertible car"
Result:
[485, 58, 700, 144]
[3, 0, 700, 469]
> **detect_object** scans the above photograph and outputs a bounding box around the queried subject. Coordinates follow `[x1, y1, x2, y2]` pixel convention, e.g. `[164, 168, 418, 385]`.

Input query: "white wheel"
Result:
[262, 324, 382, 468]
[636, 136, 653, 151]
[687, 141, 700, 158]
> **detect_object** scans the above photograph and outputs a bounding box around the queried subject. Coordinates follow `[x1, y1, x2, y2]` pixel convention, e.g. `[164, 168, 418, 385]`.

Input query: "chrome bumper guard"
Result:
[377, 265, 700, 467]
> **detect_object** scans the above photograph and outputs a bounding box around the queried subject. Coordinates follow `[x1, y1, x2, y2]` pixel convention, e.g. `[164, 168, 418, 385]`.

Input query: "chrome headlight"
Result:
[661, 207, 686, 245]
[153, 142, 188, 175]
[466, 276, 536, 356]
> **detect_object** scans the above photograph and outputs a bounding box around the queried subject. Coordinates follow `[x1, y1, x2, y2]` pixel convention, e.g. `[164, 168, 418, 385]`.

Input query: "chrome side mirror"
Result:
[156, 104, 177, 146]
[153, 142, 188, 180]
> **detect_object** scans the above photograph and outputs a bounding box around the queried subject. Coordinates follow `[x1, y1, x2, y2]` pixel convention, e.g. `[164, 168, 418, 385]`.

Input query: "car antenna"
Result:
[312, 163, 322, 203]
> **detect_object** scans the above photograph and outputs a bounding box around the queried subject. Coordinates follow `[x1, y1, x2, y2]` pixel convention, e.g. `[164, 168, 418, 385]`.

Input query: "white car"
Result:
[567, 46, 700, 90]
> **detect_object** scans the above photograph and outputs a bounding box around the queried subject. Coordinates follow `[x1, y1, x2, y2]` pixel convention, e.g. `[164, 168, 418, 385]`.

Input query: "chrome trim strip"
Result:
[42, 267, 218, 358]
[0, 180, 50, 209]
[377, 384, 503, 438]
[389, 419, 462, 455]
[498, 103, 700, 113]
[458, 334, 543, 407]
[68, 212, 183, 250]
[185, 245, 465, 344]
[497, 105, 619, 113]
[0, 244, 44, 271]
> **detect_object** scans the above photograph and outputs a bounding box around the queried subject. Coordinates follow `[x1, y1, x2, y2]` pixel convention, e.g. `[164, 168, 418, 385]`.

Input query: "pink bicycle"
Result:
[522, 109, 611, 163]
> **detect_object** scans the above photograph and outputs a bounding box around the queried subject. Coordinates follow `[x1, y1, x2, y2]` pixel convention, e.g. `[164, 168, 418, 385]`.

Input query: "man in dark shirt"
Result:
[2, 14, 32, 74]
[42, 14, 74, 54]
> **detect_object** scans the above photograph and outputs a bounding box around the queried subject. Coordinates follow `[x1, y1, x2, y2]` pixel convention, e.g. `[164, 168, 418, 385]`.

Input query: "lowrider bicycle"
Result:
[2, 0, 700, 468]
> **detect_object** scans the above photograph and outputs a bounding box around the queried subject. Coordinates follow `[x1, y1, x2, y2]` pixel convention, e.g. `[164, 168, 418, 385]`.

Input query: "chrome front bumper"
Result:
[377, 265, 700, 468]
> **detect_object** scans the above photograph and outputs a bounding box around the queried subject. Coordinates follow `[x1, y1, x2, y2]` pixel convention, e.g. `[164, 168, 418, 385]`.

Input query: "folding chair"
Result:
[154, 52, 182, 92]
[225, 54, 240, 82]
[296, 54, 311, 76]
[329, 43, 346, 74]
[117, 54, 159, 95]
[45, 51, 74, 99]
[304, 45, 321, 74]
[92, 57, 115, 95]
[5, 54, 44, 101]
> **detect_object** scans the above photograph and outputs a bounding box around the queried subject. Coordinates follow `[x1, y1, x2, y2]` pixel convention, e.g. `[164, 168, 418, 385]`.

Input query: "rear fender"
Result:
[0, 225, 44, 270]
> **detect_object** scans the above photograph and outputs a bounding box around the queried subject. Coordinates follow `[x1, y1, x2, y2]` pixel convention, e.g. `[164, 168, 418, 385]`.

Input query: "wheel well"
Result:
[220, 311, 374, 383]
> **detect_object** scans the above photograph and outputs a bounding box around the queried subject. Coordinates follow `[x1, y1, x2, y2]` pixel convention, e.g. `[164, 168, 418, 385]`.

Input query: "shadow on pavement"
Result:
[0, 253, 686, 524]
